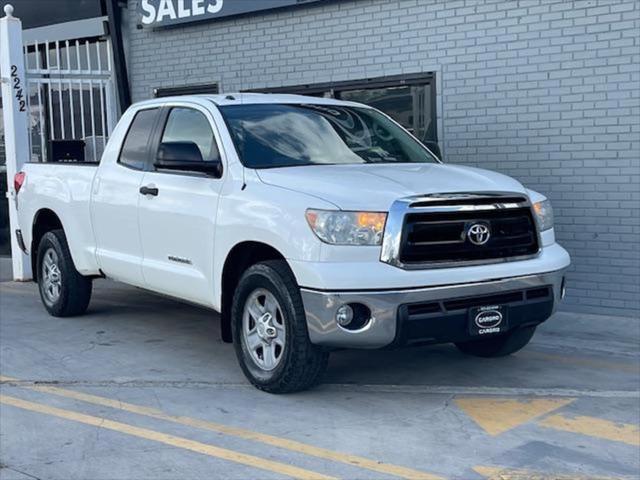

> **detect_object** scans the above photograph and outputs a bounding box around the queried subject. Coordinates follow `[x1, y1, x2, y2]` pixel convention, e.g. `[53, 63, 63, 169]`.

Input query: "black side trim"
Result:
[15, 229, 28, 254]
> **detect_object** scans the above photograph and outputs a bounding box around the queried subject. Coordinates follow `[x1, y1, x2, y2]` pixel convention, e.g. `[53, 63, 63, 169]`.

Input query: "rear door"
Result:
[90, 107, 160, 285]
[137, 104, 225, 306]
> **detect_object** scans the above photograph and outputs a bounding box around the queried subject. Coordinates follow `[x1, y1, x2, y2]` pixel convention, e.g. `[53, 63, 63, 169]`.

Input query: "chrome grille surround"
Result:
[380, 192, 542, 270]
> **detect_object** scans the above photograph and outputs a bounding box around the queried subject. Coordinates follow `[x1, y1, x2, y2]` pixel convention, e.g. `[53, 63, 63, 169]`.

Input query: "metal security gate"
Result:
[23, 37, 117, 163]
[1, 5, 120, 280]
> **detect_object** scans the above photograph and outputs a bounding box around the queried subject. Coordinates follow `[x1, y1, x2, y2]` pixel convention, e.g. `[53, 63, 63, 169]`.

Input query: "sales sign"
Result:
[139, 0, 325, 28]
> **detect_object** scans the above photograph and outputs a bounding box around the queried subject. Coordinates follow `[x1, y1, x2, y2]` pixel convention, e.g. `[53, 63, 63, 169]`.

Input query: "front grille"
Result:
[399, 207, 539, 264]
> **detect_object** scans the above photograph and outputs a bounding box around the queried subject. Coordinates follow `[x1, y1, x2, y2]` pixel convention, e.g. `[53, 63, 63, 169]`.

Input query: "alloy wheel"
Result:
[41, 247, 62, 304]
[242, 288, 286, 371]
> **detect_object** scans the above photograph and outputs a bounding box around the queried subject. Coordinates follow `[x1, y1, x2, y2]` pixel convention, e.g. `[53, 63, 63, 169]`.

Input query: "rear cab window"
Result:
[118, 108, 159, 170]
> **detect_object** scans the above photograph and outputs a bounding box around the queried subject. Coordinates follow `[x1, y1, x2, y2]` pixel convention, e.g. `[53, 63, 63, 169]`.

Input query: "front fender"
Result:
[212, 172, 334, 310]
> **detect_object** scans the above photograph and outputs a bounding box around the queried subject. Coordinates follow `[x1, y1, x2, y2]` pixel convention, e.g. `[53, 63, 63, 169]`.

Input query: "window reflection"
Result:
[221, 104, 438, 169]
[256, 75, 438, 148]
[161, 108, 219, 162]
[339, 85, 434, 144]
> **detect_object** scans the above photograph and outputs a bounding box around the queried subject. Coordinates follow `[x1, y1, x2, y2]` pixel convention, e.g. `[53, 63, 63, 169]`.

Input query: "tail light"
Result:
[14, 171, 26, 194]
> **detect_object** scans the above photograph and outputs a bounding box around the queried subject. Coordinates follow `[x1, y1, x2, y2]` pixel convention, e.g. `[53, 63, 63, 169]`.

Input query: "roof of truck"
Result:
[133, 92, 367, 108]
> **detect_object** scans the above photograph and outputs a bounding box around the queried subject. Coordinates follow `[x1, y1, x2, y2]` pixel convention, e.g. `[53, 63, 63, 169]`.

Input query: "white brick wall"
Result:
[125, 0, 640, 316]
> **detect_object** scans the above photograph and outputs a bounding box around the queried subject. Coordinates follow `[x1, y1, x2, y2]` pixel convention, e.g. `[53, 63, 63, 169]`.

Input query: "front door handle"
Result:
[139, 185, 159, 196]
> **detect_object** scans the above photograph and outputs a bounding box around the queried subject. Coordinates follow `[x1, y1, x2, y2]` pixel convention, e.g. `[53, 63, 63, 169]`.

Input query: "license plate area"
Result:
[468, 305, 508, 336]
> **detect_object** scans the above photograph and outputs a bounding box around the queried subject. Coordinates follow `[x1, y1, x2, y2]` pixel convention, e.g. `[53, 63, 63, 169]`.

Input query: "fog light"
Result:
[336, 305, 354, 327]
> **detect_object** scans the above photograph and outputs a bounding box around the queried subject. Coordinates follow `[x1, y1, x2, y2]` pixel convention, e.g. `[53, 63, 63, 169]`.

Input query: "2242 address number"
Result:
[10, 65, 26, 112]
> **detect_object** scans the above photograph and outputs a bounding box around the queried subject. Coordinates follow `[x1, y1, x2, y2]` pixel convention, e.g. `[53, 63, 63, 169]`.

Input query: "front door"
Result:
[137, 105, 225, 306]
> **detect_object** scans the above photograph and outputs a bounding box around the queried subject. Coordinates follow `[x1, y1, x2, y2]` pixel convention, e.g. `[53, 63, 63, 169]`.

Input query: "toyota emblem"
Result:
[467, 223, 491, 246]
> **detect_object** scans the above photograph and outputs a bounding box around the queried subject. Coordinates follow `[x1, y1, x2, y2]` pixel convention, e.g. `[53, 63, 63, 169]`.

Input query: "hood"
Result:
[256, 163, 527, 211]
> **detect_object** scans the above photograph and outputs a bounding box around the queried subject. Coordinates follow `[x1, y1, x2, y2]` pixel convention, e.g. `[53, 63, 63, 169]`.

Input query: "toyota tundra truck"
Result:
[13, 93, 570, 393]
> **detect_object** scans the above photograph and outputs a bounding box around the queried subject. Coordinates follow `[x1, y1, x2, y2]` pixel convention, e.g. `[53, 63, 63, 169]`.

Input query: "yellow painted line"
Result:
[455, 397, 574, 436]
[540, 414, 640, 447]
[0, 394, 335, 480]
[522, 351, 640, 374]
[474, 465, 625, 479]
[0, 376, 442, 480]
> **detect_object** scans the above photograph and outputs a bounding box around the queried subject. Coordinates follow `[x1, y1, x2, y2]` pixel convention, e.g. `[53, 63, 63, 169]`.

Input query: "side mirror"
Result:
[423, 141, 442, 161]
[155, 142, 222, 177]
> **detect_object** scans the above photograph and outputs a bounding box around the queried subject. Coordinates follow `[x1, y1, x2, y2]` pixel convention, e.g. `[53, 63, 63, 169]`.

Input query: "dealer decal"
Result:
[474, 306, 503, 335]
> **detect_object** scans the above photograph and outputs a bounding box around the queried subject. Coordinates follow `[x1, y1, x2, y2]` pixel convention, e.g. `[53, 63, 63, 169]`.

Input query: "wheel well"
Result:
[31, 209, 63, 281]
[220, 242, 286, 343]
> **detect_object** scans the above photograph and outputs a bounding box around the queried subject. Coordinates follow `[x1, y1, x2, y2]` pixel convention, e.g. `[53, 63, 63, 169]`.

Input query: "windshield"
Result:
[219, 104, 439, 169]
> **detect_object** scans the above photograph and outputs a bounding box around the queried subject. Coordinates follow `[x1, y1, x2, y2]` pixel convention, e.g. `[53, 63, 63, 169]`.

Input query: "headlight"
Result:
[533, 199, 554, 231]
[305, 209, 387, 245]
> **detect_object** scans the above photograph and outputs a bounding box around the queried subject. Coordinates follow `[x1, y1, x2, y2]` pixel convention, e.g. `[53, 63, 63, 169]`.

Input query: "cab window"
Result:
[160, 108, 219, 163]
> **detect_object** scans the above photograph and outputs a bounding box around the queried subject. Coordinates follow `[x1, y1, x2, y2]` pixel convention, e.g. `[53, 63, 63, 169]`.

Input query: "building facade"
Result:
[123, 0, 639, 316]
[4, 0, 639, 316]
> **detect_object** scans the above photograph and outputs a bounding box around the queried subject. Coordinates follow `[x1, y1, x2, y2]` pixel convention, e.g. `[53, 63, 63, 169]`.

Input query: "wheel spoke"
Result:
[274, 319, 285, 333]
[262, 343, 276, 369]
[245, 330, 262, 351]
[264, 293, 278, 316]
[247, 300, 264, 321]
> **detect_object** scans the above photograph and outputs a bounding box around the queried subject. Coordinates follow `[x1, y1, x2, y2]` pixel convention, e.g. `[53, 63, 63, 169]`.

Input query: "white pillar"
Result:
[1, 4, 32, 280]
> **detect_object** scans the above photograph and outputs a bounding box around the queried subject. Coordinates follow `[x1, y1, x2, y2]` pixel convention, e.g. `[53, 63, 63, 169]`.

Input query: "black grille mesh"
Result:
[400, 207, 539, 264]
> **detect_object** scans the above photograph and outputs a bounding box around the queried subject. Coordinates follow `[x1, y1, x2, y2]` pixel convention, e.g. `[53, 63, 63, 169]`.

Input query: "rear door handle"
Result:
[139, 185, 159, 196]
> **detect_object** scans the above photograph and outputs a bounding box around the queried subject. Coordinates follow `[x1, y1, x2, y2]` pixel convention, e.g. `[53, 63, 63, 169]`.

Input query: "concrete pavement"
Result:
[0, 257, 638, 479]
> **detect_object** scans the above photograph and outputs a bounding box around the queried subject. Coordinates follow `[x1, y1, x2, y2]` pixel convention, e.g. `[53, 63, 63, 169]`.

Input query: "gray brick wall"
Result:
[125, 0, 640, 317]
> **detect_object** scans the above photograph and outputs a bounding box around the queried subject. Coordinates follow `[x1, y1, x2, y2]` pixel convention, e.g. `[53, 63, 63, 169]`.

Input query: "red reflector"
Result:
[14, 171, 26, 193]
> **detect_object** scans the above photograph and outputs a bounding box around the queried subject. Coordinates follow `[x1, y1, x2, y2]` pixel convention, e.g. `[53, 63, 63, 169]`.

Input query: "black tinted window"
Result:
[161, 108, 219, 162]
[119, 108, 158, 170]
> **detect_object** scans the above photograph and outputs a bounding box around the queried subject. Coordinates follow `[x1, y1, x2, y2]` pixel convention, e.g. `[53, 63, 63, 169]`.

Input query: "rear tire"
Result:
[231, 260, 329, 393]
[37, 229, 92, 317]
[455, 325, 537, 358]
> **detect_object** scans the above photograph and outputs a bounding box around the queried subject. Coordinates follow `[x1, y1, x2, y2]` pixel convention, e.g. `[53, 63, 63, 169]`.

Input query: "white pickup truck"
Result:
[14, 93, 570, 393]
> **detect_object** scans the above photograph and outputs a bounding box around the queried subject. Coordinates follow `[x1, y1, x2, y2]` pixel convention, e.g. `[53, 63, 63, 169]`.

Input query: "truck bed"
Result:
[17, 162, 101, 276]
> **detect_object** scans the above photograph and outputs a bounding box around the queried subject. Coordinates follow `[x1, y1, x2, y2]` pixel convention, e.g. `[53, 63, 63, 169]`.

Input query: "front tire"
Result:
[455, 325, 537, 358]
[231, 260, 329, 393]
[37, 229, 92, 317]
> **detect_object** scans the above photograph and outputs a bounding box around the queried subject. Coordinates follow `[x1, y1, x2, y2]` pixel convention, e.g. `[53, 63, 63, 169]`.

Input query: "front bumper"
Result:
[301, 268, 567, 349]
